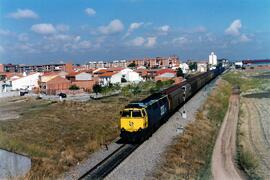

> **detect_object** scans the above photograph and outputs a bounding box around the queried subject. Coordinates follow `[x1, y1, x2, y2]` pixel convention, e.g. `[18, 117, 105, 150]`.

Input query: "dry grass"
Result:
[151, 79, 232, 179]
[0, 95, 146, 178]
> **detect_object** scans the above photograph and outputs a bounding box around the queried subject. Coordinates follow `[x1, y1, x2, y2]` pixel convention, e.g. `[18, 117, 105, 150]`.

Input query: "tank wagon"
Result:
[119, 67, 224, 142]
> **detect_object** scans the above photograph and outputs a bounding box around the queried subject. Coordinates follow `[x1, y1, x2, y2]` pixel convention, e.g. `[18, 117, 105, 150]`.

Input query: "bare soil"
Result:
[240, 96, 270, 179]
[0, 95, 146, 178]
[211, 93, 244, 180]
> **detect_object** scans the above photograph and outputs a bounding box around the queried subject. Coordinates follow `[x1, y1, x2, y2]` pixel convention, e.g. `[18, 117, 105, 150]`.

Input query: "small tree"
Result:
[128, 62, 136, 68]
[189, 62, 197, 71]
[176, 68, 184, 77]
[101, 86, 110, 95]
[93, 84, 102, 95]
[69, 85, 80, 90]
[156, 80, 163, 89]
[132, 85, 141, 96]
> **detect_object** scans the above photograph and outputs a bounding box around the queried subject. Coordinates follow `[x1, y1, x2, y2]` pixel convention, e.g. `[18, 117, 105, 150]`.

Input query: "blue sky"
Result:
[0, 0, 270, 64]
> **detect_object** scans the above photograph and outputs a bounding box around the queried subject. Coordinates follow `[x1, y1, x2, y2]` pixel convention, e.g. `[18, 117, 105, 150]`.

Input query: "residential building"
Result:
[99, 72, 119, 86]
[179, 63, 189, 74]
[155, 72, 176, 82]
[197, 62, 208, 72]
[66, 71, 92, 82]
[11, 72, 41, 90]
[66, 71, 95, 91]
[0, 63, 74, 73]
[40, 76, 71, 95]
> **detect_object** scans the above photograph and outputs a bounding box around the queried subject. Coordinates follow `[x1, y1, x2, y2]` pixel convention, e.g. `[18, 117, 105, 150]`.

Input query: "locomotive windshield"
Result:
[122, 110, 131, 117]
[132, 110, 142, 117]
[121, 109, 143, 117]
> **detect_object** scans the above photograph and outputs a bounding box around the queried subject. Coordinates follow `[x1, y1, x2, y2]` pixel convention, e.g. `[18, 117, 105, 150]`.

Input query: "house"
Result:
[66, 71, 92, 82]
[98, 68, 143, 86]
[197, 62, 208, 72]
[11, 72, 41, 90]
[40, 76, 71, 95]
[66, 71, 95, 91]
[155, 72, 176, 82]
[135, 69, 148, 80]
[0, 80, 12, 92]
[125, 71, 142, 83]
[179, 63, 189, 74]
[99, 72, 119, 86]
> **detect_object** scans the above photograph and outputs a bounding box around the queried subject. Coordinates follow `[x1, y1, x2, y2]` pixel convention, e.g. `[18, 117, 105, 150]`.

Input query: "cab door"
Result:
[142, 109, 148, 128]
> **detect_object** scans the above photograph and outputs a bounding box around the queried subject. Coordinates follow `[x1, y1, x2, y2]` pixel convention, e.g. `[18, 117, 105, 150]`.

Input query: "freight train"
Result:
[119, 67, 225, 142]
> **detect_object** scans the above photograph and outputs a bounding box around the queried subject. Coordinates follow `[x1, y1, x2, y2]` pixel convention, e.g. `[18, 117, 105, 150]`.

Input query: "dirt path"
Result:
[211, 93, 243, 180]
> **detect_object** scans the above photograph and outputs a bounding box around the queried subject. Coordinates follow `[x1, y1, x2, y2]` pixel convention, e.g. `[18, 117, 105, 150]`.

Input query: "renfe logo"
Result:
[129, 121, 134, 127]
[160, 105, 166, 116]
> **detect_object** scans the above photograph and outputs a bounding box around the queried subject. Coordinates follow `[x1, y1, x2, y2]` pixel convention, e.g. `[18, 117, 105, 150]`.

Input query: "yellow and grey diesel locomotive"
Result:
[119, 68, 224, 142]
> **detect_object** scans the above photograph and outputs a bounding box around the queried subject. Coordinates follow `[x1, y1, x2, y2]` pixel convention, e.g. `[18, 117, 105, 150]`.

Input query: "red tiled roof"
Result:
[156, 69, 176, 75]
[67, 71, 81, 76]
[99, 72, 118, 77]
[0, 72, 23, 78]
[94, 69, 108, 74]
[107, 67, 124, 72]
[42, 72, 59, 76]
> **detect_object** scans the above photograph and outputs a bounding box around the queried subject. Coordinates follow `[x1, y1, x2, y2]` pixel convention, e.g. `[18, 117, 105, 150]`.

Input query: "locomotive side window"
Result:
[122, 110, 131, 117]
[132, 110, 142, 117]
[142, 110, 146, 117]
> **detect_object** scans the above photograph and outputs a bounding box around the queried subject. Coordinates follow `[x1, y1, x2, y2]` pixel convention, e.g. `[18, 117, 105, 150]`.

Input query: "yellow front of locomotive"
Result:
[120, 108, 148, 132]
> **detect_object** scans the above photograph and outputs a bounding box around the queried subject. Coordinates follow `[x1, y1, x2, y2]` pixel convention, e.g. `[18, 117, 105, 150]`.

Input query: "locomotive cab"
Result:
[120, 108, 148, 132]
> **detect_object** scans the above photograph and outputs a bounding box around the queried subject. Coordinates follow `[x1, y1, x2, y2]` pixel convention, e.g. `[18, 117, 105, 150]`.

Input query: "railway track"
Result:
[245, 101, 270, 171]
[79, 143, 140, 179]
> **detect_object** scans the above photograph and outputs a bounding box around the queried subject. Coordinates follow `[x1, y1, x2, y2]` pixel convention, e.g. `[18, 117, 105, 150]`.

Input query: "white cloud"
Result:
[0, 45, 5, 54]
[145, 37, 157, 48]
[18, 33, 29, 41]
[0, 29, 12, 36]
[56, 24, 70, 32]
[159, 25, 170, 32]
[78, 40, 92, 49]
[99, 19, 124, 34]
[225, 19, 242, 36]
[74, 36, 81, 42]
[194, 26, 207, 33]
[124, 22, 143, 38]
[129, 22, 143, 32]
[31, 23, 56, 34]
[130, 37, 145, 46]
[85, 8, 96, 16]
[239, 34, 251, 42]
[158, 25, 170, 35]
[8, 9, 38, 19]
[172, 36, 190, 45]
[17, 43, 38, 53]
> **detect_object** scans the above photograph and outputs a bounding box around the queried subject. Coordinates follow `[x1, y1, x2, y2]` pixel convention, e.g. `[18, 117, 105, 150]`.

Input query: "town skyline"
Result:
[0, 0, 270, 64]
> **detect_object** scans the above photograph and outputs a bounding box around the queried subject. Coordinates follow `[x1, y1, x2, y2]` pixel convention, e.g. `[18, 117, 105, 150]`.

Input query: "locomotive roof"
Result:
[125, 92, 166, 108]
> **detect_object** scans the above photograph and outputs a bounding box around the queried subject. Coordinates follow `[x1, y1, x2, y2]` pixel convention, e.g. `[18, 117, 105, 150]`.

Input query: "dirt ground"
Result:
[211, 92, 244, 180]
[240, 94, 270, 179]
[0, 95, 145, 178]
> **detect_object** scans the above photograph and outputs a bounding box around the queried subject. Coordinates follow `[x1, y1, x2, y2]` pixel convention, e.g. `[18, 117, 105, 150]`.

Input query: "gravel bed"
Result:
[106, 78, 219, 180]
[63, 138, 122, 180]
